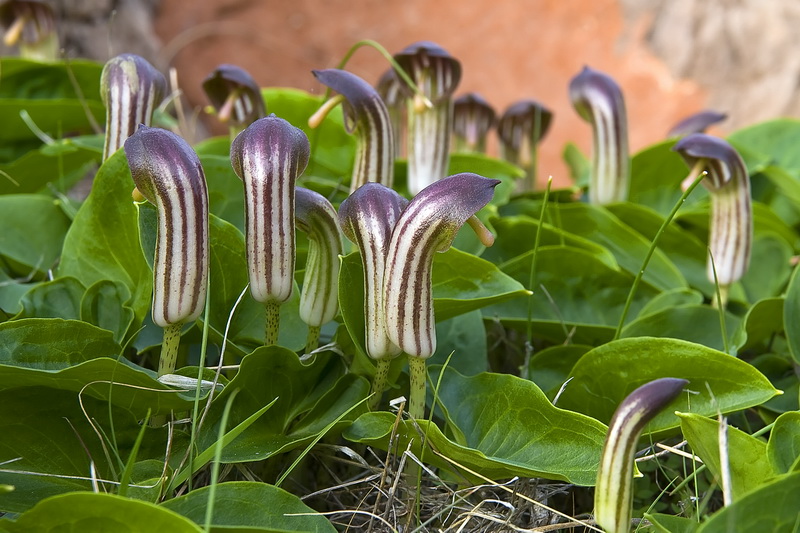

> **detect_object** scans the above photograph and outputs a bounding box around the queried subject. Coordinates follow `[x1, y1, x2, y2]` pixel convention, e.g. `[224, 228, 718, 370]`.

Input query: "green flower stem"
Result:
[407, 355, 427, 419]
[158, 323, 182, 377]
[369, 357, 391, 411]
[305, 325, 320, 353]
[613, 160, 706, 339]
[264, 301, 280, 346]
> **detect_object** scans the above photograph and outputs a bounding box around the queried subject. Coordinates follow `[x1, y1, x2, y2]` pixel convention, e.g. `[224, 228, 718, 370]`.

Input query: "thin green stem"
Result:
[407, 355, 427, 420]
[709, 251, 731, 354]
[523, 177, 552, 376]
[188, 275, 213, 491]
[264, 301, 280, 346]
[305, 325, 321, 353]
[369, 357, 391, 410]
[158, 323, 182, 377]
[335, 39, 433, 109]
[614, 161, 707, 339]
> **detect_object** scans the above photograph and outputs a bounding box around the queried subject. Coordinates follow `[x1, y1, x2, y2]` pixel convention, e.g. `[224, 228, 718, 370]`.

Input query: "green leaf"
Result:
[527, 344, 592, 399]
[482, 214, 618, 268]
[0, 318, 120, 369]
[737, 297, 784, 351]
[0, 387, 164, 512]
[162, 482, 336, 532]
[202, 154, 246, 233]
[80, 280, 135, 343]
[637, 288, 705, 317]
[0, 100, 104, 144]
[58, 150, 152, 325]
[347, 369, 607, 485]
[16, 277, 85, 320]
[0, 195, 71, 275]
[448, 152, 523, 207]
[784, 264, 800, 365]
[679, 412, 772, 501]
[0, 269, 34, 318]
[645, 512, 699, 533]
[620, 305, 740, 353]
[740, 234, 794, 303]
[562, 141, 590, 188]
[197, 347, 368, 463]
[727, 119, 800, 178]
[483, 246, 659, 345]
[557, 337, 779, 434]
[0, 492, 203, 532]
[767, 411, 800, 475]
[696, 471, 800, 533]
[0, 58, 103, 100]
[544, 203, 687, 292]
[432, 247, 530, 321]
[428, 310, 489, 375]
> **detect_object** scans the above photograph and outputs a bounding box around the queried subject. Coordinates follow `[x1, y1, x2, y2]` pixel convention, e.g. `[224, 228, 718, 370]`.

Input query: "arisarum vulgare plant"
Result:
[202, 64, 266, 132]
[569, 66, 629, 205]
[497, 99, 553, 190]
[0, 0, 57, 60]
[231, 115, 310, 345]
[294, 186, 343, 352]
[668, 110, 727, 138]
[452, 92, 496, 154]
[339, 183, 407, 409]
[394, 41, 462, 195]
[595, 378, 688, 533]
[310, 68, 395, 193]
[124, 126, 209, 377]
[101, 54, 168, 161]
[384, 173, 500, 418]
[673, 133, 752, 307]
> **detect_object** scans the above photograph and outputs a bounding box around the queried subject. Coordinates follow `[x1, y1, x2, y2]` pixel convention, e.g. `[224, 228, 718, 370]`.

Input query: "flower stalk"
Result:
[295, 187, 343, 352]
[101, 54, 167, 162]
[673, 133, 752, 307]
[569, 66, 629, 204]
[124, 126, 209, 376]
[497, 99, 553, 190]
[394, 41, 462, 195]
[595, 378, 688, 533]
[311, 69, 395, 192]
[231, 115, 310, 345]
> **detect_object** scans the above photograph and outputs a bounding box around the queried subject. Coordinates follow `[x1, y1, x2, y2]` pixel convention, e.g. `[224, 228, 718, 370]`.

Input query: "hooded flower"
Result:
[312, 68, 395, 192]
[394, 41, 462, 195]
[452, 92, 496, 154]
[673, 133, 752, 290]
[101, 54, 168, 161]
[202, 64, 266, 128]
[569, 66, 629, 204]
[124, 126, 209, 329]
[497, 99, 552, 189]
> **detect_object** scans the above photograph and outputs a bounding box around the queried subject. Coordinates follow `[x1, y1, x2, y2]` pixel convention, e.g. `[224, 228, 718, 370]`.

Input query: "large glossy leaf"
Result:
[58, 150, 152, 325]
[739, 233, 794, 303]
[0, 195, 71, 275]
[80, 280, 135, 343]
[696, 471, 800, 533]
[607, 203, 712, 295]
[679, 412, 772, 501]
[0, 492, 202, 532]
[620, 305, 740, 353]
[202, 153, 245, 233]
[0, 387, 164, 513]
[543, 203, 687, 292]
[162, 482, 336, 532]
[0, 100, 104, 144]
[645, 513, 699, 533]
[428, 310, 489, 375]
[727, 119, 800, 178]
[346, 369, 607, 485]
[197, 347, 368, 463]
[483, 246, 659, 345]
[767, 411, 800, 474]
[0, 58, 103, 100]
[557, 337, 779, 434]
[16, 277, 85, 320]
[0, 269, 33, 319]
[784, 264, 800, 365]
[527, 344, 592, 399]
[737, 297, 784, 351]
[481, 214, 618, 268]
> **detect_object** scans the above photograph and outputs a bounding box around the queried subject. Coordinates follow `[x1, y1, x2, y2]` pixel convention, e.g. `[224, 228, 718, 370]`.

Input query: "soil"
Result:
[152, 0, 708, 185]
